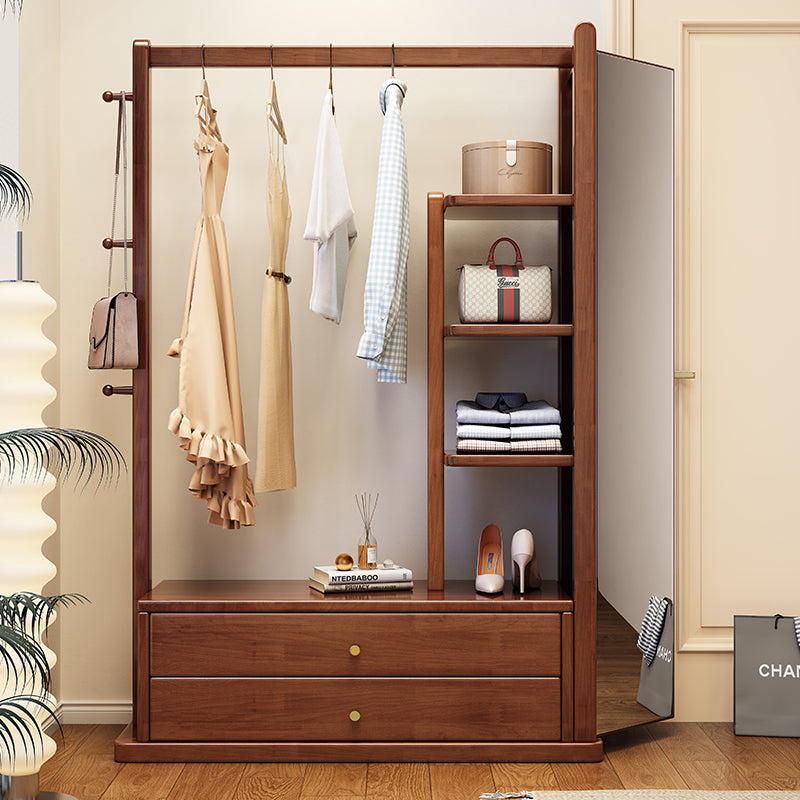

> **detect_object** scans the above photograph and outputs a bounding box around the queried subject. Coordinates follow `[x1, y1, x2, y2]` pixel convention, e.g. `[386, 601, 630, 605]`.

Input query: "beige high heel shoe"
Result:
[475, 523, 504, 594]
[510, 528, 542, 593]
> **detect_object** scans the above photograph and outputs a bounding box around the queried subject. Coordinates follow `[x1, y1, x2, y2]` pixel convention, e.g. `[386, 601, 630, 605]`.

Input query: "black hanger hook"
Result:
[201, 43, 206, 79]
[391, 43, 395, 77]
[270, 44, 274, 80]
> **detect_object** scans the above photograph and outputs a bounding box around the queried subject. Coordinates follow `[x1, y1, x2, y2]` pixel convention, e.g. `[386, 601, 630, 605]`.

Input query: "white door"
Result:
[629, 0, 800, 720]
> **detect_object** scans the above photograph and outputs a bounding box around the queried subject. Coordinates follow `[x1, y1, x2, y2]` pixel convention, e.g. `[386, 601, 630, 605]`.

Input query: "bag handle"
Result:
[107, 90, 129, 297]
[487, 237, 524, 270]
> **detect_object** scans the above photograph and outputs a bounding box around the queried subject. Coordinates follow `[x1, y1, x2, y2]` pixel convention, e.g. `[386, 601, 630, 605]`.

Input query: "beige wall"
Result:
[18, 1, 605, 718]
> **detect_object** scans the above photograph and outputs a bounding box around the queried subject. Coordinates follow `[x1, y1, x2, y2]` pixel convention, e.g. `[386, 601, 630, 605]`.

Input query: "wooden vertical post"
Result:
[131, 39, 152, 740]
[571, 21, 597, 743]
[427, 193, 446, 591]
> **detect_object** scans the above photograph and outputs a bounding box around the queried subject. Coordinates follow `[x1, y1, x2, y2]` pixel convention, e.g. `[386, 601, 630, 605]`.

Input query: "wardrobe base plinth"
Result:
[114, 725, 603, 763]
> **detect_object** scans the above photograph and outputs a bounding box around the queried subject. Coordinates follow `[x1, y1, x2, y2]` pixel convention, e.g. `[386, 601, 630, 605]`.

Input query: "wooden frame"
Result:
[123, 24, 597, 761]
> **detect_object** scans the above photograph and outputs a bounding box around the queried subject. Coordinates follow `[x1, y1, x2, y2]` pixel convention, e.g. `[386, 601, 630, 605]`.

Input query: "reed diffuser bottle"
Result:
[356, 493, 379, 569]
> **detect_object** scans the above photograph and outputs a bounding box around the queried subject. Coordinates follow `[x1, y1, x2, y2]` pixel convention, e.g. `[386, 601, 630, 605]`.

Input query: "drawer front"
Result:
[150, 613, 560, 677]
[149, 677, 561, 742]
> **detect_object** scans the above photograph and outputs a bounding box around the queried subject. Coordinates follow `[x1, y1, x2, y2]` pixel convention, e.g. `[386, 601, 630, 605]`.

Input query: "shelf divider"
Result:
[445, 193, 573, 207]
[445, 323, 573, 338]
[444, 453, 574, 467]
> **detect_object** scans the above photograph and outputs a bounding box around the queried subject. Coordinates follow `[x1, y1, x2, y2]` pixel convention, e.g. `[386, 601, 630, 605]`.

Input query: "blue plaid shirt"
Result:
[356, 79, 409, 383]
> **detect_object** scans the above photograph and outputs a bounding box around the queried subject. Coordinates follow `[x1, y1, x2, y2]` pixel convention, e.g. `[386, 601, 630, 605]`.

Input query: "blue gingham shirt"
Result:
[356, 79, 409, 383]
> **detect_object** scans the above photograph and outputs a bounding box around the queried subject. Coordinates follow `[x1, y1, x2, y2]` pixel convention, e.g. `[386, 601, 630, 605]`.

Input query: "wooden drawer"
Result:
[150, 612, 561, 677]
[149, 677, 561, 742]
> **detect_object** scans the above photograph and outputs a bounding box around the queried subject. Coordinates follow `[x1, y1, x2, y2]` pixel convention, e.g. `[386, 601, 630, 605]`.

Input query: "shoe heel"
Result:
[513, 553, 532, 594]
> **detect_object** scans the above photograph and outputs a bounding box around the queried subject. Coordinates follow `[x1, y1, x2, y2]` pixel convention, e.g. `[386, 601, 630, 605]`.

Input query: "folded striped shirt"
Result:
[455, 424, 510, 440]
[455, 401, 509, 426]
[455, 423, 562, 441]
[510, 424, 561, 440]
[509, 400, 561, 426]
[457, 439, 563, 454]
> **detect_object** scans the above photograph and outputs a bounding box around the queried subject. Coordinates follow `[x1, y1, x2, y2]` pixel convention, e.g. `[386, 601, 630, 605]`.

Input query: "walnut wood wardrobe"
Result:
[113, 23, 601, 762]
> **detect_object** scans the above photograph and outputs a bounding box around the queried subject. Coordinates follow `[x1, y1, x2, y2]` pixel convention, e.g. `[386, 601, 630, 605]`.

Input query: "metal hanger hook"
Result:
[270, 44, 274, 80]
[201, 43, 206, 79]
[391, 43, 395, 76]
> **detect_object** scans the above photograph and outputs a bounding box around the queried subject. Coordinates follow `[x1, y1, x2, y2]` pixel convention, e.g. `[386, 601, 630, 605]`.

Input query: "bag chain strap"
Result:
[107, 90, 129, 297]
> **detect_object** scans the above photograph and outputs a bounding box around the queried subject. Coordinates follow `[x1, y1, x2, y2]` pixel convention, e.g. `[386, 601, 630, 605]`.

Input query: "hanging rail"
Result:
[148, 44, 574, 69]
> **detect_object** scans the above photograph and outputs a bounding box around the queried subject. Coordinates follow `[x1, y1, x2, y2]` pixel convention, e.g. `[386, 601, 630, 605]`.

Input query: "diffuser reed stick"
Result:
[356, 492, 379, 569]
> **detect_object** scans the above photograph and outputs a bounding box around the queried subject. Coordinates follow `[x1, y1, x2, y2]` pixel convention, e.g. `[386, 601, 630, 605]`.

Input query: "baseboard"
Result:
[57, 702, 133, 725]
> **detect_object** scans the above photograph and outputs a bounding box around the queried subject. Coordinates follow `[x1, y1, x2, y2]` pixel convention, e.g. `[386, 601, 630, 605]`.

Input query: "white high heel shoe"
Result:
[510, 528, 542, 593]
[475, 523, 504, 594]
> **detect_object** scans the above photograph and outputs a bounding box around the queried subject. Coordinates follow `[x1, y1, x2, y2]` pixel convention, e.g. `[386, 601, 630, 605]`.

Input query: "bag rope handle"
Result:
[487, 237, 524, 270]
[107, 90, 129, 297]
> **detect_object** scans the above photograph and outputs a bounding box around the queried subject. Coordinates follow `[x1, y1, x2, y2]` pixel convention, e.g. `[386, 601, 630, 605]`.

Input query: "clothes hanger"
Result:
[196, 43, 223, 143]
[267, 46, 288, 144]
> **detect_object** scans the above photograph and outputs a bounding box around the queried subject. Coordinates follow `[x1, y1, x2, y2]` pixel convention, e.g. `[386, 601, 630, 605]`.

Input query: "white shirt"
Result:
[304, 89, 357, 324]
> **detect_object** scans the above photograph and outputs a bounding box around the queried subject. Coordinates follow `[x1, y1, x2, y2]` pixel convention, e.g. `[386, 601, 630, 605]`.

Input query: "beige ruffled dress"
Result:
[167, 79, 256, 529]
[255, 79, 297, 492]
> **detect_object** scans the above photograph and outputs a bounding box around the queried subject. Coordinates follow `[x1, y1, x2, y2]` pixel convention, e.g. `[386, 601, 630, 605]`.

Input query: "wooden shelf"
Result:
[444, 193, 573, 207]
[445, 453, 573, 467]
[139, 579, 574, 613]
[445, 323, 573, 337]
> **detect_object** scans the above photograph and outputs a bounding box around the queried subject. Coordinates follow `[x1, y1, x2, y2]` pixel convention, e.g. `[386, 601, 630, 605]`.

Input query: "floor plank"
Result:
[234, 763, 305, 800]
[670, 758, 753, 791]
[763, 734, 800, 769]
[490, 762, 558, 792]
[102, 762, 184, 800]
[300, 763, 367, 797]
[700, 721, 800, 788]
[551, 757, 624, 790]
[603, 725, 688, 789]
[39, 724, 96, 784]
[167, 763, 245, 800]
[38, 723, 125, 800]
[647, 721, 727, 761]
[366, 763, 431, 800]
[429, 763, 493, 800]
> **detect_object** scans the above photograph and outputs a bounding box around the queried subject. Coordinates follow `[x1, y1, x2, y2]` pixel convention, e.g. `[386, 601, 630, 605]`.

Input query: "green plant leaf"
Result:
[0, 695, 61, 764]
[0, 427, 125, 491]
[0, 626, 51, 695]
[0, 163, 31, 219]
[0, 592, 89, 642]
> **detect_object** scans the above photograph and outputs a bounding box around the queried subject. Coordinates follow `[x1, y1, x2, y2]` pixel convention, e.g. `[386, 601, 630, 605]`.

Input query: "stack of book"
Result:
[309, 564, 413, 593]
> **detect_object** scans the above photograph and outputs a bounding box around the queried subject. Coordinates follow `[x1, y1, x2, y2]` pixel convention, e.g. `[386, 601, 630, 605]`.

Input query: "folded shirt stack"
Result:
[455, 393, 562, 454]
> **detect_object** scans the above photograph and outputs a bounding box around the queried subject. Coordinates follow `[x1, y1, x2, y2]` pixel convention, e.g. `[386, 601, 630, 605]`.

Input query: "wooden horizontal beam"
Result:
[148, 45, 573, 69]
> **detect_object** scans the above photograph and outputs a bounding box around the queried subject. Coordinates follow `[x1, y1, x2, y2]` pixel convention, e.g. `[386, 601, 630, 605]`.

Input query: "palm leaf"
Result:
[0, 695, 61, 765]
[0, 163, 31, 219]
[0, 626, 51, 695]
[0, 592, 88, 644]
[0, 427, 125, 491]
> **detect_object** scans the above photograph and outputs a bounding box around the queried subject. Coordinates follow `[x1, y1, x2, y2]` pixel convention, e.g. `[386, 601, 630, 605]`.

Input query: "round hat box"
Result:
[462, 140, 553, 194]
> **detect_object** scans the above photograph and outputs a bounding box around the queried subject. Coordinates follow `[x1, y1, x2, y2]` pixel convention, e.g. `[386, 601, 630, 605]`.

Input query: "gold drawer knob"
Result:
[349, 644, 361, 656]
[349, 710, 361, 722]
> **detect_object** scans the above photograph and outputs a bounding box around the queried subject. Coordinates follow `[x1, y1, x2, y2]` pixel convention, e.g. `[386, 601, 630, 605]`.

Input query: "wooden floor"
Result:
[38, 722, 800, 798]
